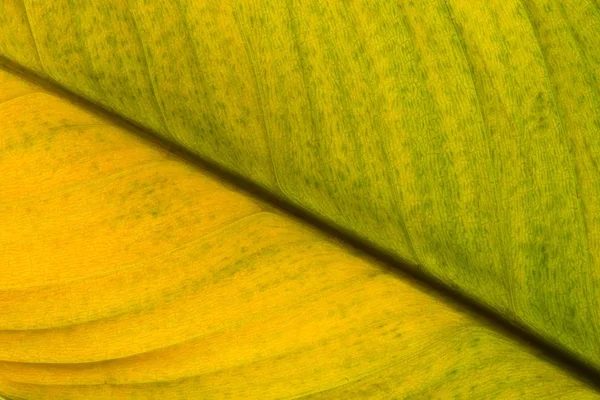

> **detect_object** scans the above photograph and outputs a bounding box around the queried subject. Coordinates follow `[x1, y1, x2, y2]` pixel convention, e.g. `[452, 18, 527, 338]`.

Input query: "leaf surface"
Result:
[1, 0, 598, 370]
[1, 0, 600, 398]
[0, 58, 599, 399]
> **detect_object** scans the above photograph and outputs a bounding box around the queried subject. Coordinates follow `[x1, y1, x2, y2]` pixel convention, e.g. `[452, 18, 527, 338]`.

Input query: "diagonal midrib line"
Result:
[1, 55, 600, 392]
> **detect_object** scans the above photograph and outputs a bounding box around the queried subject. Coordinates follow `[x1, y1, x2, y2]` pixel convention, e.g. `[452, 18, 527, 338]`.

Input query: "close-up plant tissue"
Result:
[0, 1, 599, 399]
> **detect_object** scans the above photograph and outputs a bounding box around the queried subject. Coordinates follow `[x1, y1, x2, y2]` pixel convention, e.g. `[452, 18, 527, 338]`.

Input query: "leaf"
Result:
[1, 0, 598, 372]
[1, 0, 600, 398]
[0, 61, 598, 399]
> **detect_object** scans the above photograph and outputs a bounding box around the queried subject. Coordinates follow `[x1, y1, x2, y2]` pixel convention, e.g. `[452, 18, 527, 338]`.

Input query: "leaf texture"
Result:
[1, 59, 599, 398]
[0, 0, 598, 371]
